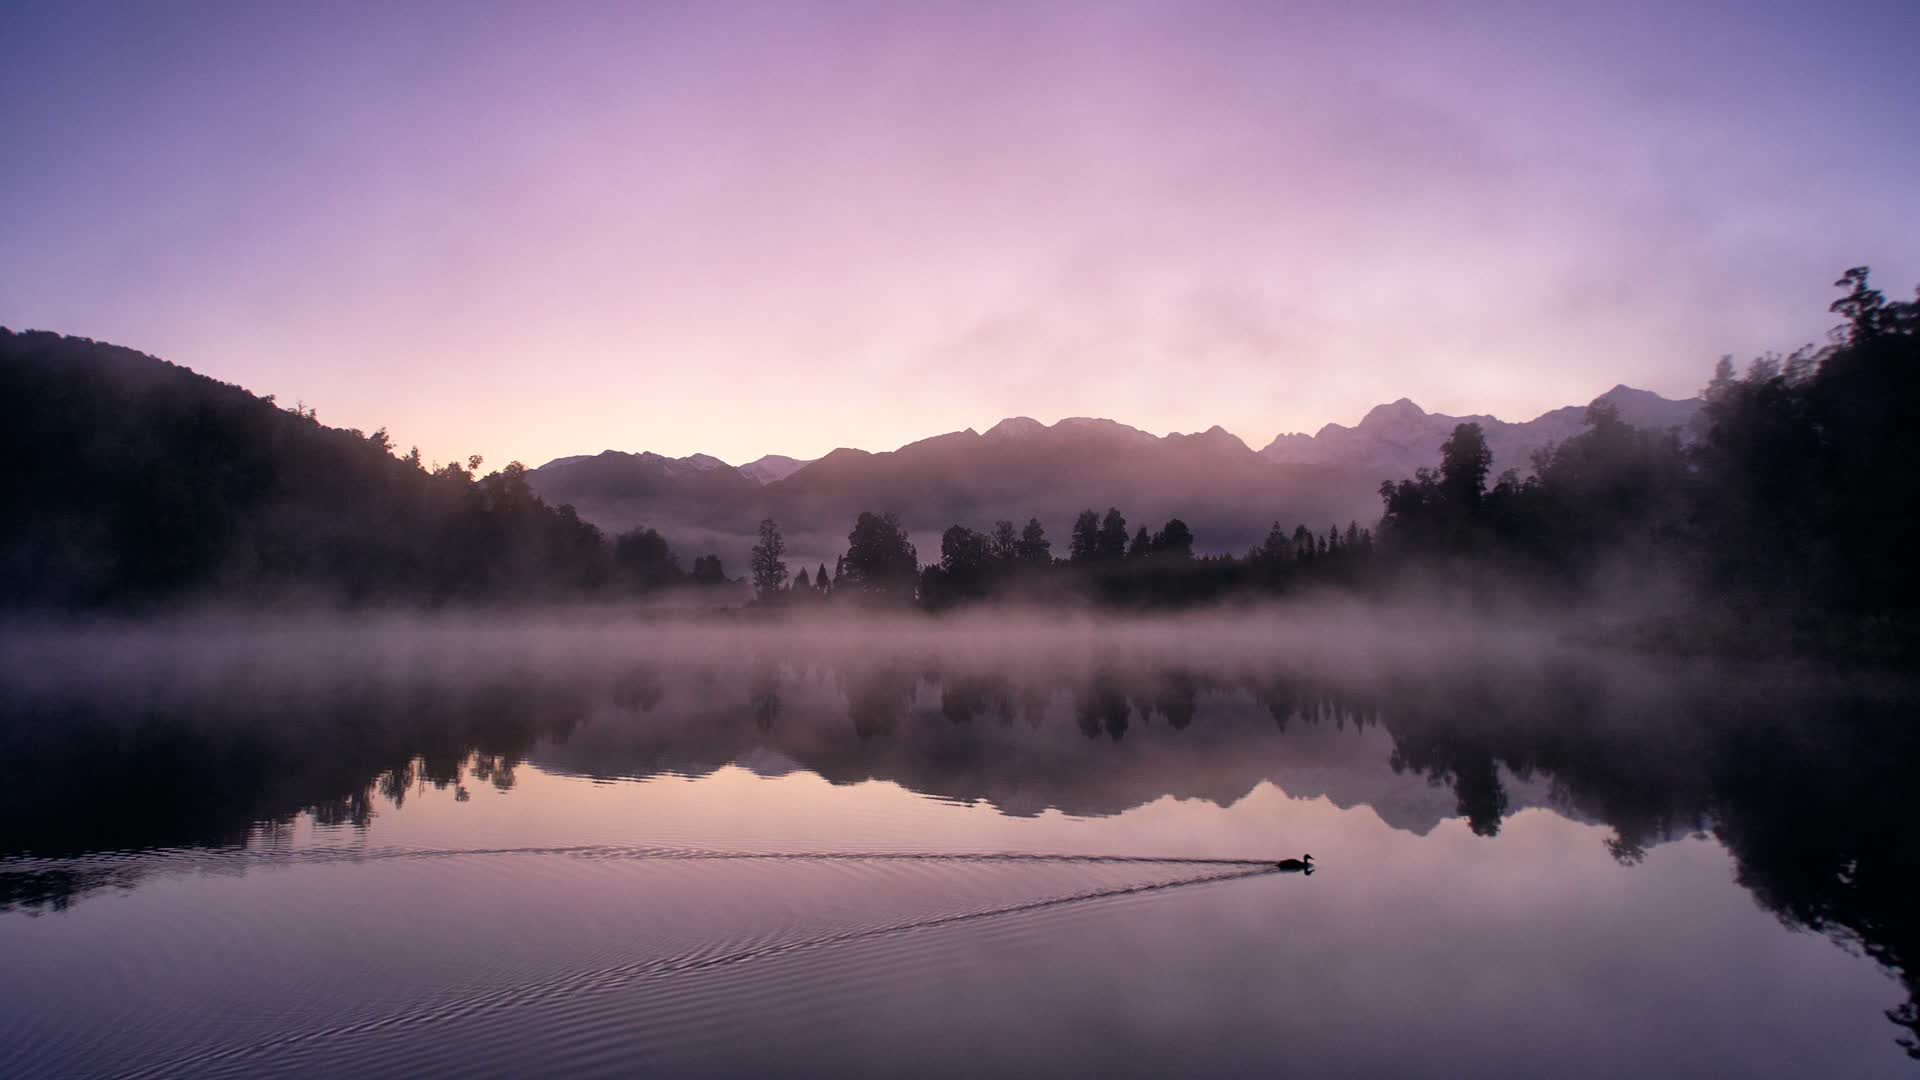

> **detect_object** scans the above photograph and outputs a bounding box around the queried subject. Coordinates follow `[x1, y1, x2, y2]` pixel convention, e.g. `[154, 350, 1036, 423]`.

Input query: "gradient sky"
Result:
[3, 2, 1915, 470]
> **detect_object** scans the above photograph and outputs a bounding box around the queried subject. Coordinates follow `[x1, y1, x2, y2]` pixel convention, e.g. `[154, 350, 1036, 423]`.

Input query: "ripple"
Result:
[95, 855, 1277, 1080]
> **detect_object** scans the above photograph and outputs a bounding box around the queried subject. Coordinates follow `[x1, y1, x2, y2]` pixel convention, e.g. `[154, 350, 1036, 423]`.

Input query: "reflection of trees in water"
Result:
[4, 655, 1916, 1059]
[1245, 675, 1381, 737]
[1370, 670, 1918, 1058]
[940, 673, 1014, 726]
[842, 664, 915, 740]
[749, 657, 782, 732]
[1380, 680, 1519, 839]
[1144, 670, 1198, 730]
[1073, 676, 1133, 741]
[612, 665, 664, 713]
[925, 658, 1914, 1057]
[0, 677, 588, 897]
[1708, 717, 1920, 1059]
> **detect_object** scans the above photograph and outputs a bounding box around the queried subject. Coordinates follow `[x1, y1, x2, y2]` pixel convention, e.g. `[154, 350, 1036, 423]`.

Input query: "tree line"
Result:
[1373, 267, 1919, 645]
[738, 267, 1918, 638]
[5, 266, 1913, 632]
[0, 329, 733, 607]
[746, 505, 1374, 610]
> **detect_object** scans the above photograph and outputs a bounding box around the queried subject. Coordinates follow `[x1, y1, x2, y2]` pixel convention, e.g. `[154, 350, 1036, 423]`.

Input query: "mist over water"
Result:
[3, 609, 1915, 1077]
[0, 599, 1734, 701]
[4, 1, 1915, 1073]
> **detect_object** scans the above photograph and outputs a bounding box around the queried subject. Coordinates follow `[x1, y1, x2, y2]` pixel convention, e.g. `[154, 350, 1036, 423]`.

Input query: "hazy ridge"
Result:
[527, 389, 1699, 567]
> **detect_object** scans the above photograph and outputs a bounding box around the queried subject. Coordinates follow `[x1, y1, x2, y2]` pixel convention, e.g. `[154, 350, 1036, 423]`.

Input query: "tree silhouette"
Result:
[1017, 517, 1052, 564]
[1441, 422, 1493, 512]
[614, 527, 681, 589]
[750, 517, 788, 598]
[989, 520, 1019, 561]
[1069, 510, 1101, 563]
[1262, 522, 1289, 561]
[691, 553, 727, 585]
[842, 511, 919, 603]
[938, 524, 993, 598]
[1153, 518, 1195, 559]
[1096, 508, 1129, 561]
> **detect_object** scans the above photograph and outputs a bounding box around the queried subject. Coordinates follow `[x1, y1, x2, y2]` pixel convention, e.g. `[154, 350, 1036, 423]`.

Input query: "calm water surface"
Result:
[1, 614, 1915, 1077]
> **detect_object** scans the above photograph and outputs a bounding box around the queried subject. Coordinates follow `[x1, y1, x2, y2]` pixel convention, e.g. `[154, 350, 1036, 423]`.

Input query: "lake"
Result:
[2, 610, 1915, 1077]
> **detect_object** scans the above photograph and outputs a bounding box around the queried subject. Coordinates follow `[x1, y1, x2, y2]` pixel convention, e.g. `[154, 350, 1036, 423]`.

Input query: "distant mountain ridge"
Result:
[739, 454, 812, 484]
[527, 386, 1698, 569]
[0, 324, 1699, 590]
[530, 414, 1371, 568]
[537, 450, 815, 486]
[1259, 384, 1700, 479]
[543, 386, 1698, 493]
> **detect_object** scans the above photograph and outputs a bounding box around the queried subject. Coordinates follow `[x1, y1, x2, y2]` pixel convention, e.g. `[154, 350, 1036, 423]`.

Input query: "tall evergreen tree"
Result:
[749, 517, 788, 598]
[1018, 517, 1052, 563]
[1263, 521, 1290, 561]
[1096, 508, 1129, 561]
[1440, 422, 1493, 512]
[1069, 510, 1102, 563]
[1153, 518, 1195, 559]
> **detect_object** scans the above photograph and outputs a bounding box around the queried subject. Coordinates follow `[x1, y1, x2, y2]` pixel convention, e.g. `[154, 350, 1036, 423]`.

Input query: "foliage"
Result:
[6, 267, 1914, 631]
[749, 518, 788, 598]
[840, 511, 918, 604]
[1371, 268, 1919, 627]
[0, 330, 728, 606]
[691, 554, 727, 585]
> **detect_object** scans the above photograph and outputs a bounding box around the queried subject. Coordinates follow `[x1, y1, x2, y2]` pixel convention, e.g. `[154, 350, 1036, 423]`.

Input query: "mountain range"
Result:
[527, 385, 1700, 569]
[1257, 384, 1700, 479]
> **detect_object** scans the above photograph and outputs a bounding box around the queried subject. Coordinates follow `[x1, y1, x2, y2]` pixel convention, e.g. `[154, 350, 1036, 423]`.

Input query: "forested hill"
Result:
[6, 264, 1912, 623]
[0, 329, 714, 608]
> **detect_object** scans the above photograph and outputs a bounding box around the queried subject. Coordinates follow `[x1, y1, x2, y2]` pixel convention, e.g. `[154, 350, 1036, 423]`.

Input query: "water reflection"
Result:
[1, 648, 1916, 1060]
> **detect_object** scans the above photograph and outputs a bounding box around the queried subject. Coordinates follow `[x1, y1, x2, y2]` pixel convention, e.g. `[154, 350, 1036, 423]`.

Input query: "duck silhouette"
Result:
[1274, 854, 1314, 873]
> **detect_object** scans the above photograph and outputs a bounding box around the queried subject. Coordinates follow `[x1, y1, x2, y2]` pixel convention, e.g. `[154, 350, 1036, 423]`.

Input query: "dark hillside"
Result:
[1, 330, 616, 607]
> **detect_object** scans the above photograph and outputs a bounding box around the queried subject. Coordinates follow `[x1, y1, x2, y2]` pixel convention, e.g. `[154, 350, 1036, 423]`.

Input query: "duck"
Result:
[1274, 854, 1314, 872]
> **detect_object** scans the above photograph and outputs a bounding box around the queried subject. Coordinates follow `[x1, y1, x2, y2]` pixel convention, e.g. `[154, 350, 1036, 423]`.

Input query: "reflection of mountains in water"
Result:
[528, 675, 1556, 836]
[3, 650, 1916, 1059]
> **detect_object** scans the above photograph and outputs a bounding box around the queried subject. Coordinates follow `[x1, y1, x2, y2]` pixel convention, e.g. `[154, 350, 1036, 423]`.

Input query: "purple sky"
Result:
[3, 2, 1914, 470]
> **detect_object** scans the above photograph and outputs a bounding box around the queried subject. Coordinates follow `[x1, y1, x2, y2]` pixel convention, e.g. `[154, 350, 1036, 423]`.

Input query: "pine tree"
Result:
[1018, 518, 1052, 563]
[1096, 508, 1129, 561]
[750, 518, 788, 598]
[1263, 521, 1289, 561]
[1069, 510, 1101, 562]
